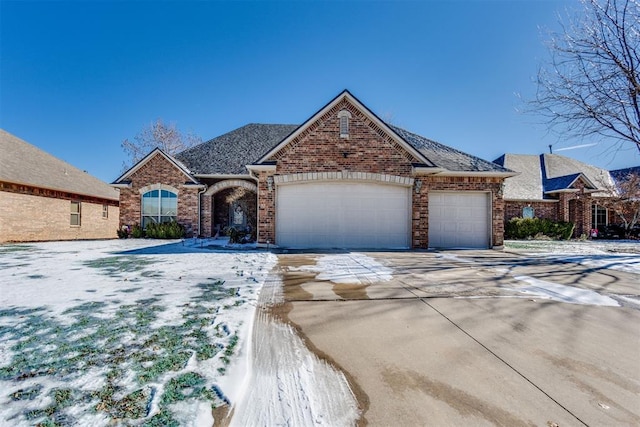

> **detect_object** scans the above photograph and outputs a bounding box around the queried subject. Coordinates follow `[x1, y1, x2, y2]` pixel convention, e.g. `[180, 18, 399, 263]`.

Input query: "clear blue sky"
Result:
[2, 0, 638, 183]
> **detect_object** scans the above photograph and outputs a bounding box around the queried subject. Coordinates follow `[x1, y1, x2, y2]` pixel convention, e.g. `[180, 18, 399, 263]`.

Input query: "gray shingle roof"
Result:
[495, 153, 615, 200]
[391, 126, 512, 172]
[494, 154, 544, 200]
[0, 129, 119, 201]
[175, 124, 298, 175]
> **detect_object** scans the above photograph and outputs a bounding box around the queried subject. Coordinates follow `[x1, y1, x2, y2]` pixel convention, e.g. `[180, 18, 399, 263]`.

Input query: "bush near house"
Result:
[117, 222, 185, 239]
[145, 221, 185, 239]
[505, 217, 575, 240]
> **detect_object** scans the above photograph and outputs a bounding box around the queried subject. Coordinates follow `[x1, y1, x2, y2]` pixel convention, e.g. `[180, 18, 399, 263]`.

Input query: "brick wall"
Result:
[256, 98, 507, 249]
[119, 153, 201, 237]
[0, 191, 119, 242]
[504, 201, 559, 222]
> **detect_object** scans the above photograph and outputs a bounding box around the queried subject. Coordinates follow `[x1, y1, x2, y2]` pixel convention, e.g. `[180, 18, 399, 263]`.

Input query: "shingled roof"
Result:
[175, 124, 298, 175]
[495, 153, 614, 200]
[390, 126, 512, 173]
[1, 129, 119, 201]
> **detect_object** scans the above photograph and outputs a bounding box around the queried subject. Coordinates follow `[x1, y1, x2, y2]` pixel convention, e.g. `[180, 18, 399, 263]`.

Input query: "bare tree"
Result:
[122, 119, 202, 168]
[600, 170, 640, 236]
[532, 0, 640, 154]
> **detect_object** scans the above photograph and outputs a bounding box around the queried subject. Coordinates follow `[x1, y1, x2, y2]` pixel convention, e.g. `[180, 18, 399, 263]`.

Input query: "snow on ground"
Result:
[513, 276, 620, 307]
[505, 239, 640, 275]
[225, 268, 360, 426]
[295, 253, 393, 284]
[0, 238, 276, 426]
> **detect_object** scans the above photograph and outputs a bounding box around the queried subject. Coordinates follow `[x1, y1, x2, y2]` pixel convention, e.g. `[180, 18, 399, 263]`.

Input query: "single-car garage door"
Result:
[276, 182, 411, 249]
[428, 192, 491, 249]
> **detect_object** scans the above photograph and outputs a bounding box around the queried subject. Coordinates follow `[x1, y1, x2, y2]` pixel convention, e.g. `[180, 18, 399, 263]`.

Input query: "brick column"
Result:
[257, 172, 276, 245]
[412, 182, 428, 249]
[200, 194, 212, 237]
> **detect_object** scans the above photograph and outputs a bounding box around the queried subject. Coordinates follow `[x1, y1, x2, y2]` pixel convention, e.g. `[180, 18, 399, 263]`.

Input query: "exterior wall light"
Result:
[414, 179, 422, 194]
[267, 176, 274, 192]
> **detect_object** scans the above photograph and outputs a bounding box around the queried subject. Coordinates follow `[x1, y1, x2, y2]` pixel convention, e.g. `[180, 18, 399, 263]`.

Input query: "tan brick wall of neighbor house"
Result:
[419, 176, 506, 248]
[0, 192, 119, 242]
[118, 154, 200, 237]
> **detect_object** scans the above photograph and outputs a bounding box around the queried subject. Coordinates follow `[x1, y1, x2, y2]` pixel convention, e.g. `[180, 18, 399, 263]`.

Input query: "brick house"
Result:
[0, 129, 120, 242]
[113, 90, 515, 249]
[493, 153, 620, 237]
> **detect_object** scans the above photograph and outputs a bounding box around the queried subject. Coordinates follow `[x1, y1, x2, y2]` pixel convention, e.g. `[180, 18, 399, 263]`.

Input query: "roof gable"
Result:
[0, 129, 119, 201]
[112, 148, 197, 184]
[255, 90, 433, 166]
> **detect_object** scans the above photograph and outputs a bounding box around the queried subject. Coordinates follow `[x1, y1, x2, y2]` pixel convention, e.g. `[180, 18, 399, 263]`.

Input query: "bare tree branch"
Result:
[531, 0, 640, 153]
[121, 119, 202, 170]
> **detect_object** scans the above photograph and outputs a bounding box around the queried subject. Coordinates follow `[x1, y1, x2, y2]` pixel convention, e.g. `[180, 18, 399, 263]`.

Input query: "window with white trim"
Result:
[141, 189, 177, 228]
[102, 204, 108, 219]
[592, 204, 607, 229]
[338, 110, 351, 138]
[70, 201, 81, 226]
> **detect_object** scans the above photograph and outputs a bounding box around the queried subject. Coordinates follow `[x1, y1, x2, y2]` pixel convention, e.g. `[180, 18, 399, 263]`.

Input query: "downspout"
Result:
[197, 185, 208, 237]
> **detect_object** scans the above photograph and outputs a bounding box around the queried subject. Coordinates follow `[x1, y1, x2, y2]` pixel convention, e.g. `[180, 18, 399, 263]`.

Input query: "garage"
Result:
[428, 192, 491, 249]
[276, 182, 411, 249]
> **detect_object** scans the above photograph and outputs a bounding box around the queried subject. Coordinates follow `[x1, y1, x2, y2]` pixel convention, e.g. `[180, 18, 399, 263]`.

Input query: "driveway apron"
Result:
[279, 251, 640, 426]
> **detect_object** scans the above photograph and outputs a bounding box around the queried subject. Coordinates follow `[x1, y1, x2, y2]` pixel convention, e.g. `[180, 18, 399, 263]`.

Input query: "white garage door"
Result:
[428, 192, 490, 249]
[276, 182, 410, 249]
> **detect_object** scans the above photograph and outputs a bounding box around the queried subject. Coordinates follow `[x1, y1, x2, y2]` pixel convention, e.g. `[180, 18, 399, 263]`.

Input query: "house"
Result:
[0, 129, 120, 243]
[113, 90, 515, 249]
[493, 153, 618, 237]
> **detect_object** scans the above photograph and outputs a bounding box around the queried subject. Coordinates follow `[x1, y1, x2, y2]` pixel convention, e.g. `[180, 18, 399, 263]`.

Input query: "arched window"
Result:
[338, 110, 351, 138]
[141, 189, 177, 228]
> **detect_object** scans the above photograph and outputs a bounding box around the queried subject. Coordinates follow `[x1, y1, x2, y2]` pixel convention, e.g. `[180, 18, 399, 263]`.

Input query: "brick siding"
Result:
[118, 153, 201, 237]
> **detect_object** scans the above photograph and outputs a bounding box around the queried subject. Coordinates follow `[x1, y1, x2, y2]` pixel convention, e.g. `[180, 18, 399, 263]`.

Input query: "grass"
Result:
[0, 276, 244, 426]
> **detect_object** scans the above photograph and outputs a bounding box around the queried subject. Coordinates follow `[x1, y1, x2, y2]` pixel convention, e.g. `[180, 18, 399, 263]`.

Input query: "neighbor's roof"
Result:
[0, 129, 119, 201]
[176, 124, 298, 175]
[494, 154, 543, 200]
[610, 166, 640, 183]
[495, 153, 615, 200]
[391, 126, 512, 173]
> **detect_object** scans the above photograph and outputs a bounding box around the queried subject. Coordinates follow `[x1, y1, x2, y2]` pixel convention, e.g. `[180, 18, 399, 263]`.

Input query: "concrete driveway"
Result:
[275, 250, 640, 426]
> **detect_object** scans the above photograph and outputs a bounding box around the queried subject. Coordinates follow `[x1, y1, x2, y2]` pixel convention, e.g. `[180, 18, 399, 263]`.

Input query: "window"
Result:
[522, 206, 534, 219]
[102, 204, 108, 219]
[142, 189, 177, 228]
[338, 110, 351, 138]
[70, 201, 81, 226]
[592, 204, 607, 229]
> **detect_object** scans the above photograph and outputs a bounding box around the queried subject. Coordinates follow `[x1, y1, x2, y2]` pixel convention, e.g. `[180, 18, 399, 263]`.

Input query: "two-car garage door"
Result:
[276, 182, 411, 249]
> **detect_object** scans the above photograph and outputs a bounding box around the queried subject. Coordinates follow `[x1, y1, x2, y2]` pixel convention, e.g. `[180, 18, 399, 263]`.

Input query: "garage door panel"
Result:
[429, 192, 490, 249]
[276, 182, 410, 249]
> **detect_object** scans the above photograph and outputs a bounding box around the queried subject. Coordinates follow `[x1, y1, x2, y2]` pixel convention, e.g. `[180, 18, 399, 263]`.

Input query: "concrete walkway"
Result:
[278, 251, 640, 426]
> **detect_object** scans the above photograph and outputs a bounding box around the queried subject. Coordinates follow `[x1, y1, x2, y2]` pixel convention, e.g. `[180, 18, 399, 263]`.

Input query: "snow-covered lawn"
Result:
[0, 239, 276, 426]
[505, 239, 640, 275]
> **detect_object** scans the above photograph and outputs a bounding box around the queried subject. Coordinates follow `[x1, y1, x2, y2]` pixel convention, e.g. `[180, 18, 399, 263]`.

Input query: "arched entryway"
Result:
[202, 180, 257, 240]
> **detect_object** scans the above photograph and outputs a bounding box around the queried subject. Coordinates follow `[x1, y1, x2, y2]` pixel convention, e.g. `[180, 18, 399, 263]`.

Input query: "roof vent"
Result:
[338, 110, 351, 138]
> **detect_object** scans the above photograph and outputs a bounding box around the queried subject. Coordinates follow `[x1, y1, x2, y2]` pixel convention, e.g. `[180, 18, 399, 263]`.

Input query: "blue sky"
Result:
[2, 0, 638, 182]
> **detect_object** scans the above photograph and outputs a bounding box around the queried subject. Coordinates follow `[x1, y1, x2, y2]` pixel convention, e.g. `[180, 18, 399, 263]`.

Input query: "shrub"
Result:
[130, 224, 145, 238]
[505, 217, 574, 240]
[116, 226, 129, 239]
[145, 221, 185, 239]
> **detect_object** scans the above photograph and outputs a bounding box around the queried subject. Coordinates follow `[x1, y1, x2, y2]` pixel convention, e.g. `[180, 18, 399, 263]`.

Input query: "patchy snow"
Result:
[513, 276, 620, 306]
[0, 239, 276, 426]
[227, 274, 360, 426]
[296, 253, 393, 284]
[505, 240, 640, 275]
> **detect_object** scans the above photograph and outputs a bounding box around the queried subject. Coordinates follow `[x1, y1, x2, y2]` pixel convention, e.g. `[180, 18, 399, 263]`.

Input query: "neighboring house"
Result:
[493, 153, 618, 237]
[113, 90, 515, 249]
[0, 129, 120, 243]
